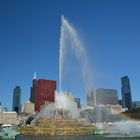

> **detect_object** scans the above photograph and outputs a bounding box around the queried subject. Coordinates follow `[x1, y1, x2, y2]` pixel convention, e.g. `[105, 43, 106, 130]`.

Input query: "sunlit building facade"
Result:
[24, 101, 35, 114]
[0, 112, 17, 125]
[35, 79, 56, 112]
[95, 88, 118, 106]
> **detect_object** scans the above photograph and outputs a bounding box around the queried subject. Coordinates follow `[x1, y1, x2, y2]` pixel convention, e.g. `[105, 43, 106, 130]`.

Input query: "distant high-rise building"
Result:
[30, 73, 37, 104]
[121, 76, 132, 109]
[24, 101, 35, 114]
[0, 103, 8, 113]
[119, 99, 122, 106]
[87, 91, 94, 107]
[0, 112, 17, 125]
[35, 79, 56, 112]
[95, 88, 118, 106]
[74, 98, 81, 108]
[132, 101, 140, 109]
[12, 86, 21, 113]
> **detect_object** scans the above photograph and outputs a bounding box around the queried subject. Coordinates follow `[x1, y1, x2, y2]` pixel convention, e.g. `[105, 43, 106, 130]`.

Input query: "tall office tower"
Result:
[35, 79, 56, 112]
[121, 76, 132, 109]
[95, 88, 118, 106]
[12, 86, 21, 113]
[30, 73, 37, 103]
[87, 91, 94, 107]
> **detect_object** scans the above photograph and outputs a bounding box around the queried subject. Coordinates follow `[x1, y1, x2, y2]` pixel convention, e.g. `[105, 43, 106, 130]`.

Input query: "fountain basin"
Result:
[0, 126, 20, 139]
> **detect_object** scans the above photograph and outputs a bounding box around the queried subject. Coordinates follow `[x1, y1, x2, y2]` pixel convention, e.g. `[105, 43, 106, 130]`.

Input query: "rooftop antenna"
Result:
[33, 72, 37, 79]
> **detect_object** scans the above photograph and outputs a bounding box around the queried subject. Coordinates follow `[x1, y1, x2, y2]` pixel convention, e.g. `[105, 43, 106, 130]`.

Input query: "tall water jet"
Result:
[59, 15, 93, 94]
[33, 15, 94, 122]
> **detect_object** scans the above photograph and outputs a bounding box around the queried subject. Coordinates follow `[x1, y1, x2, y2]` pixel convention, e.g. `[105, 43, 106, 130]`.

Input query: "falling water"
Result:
[59, 15, 93, 93]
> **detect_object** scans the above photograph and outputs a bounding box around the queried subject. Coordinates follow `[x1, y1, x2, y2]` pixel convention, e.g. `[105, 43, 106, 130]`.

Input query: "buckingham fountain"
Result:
[19, 16, 96, 136]
[18, 16, 140, 139]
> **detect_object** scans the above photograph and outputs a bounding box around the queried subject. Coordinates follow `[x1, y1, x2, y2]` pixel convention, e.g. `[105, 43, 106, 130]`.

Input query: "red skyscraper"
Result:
[35, 79, 56, 112]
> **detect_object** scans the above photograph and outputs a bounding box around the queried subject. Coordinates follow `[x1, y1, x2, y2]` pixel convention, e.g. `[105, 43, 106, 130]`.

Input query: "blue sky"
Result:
[0, 0, 140, 109]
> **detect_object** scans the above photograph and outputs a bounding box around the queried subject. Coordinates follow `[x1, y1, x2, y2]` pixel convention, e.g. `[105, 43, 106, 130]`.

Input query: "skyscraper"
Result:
[12, 86, 21, 113]
[121, 76, 132, 109]
[35, 79, 56, 112]
[87, 91, 94, 107]
[30, 73, 37, 104]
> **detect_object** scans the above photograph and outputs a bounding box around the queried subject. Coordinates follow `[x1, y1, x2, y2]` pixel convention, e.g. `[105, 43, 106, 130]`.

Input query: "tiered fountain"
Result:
[19, 16, 96, 136]
[19, 16, 140, 139]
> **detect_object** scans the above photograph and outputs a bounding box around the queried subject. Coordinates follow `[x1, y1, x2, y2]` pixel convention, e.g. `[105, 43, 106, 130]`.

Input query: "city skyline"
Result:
[1, 0, 140, 109]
